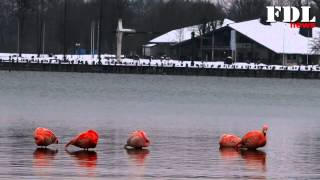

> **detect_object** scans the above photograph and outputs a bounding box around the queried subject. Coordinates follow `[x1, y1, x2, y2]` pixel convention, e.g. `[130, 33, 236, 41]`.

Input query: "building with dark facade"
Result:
[144, 19, 320, 65]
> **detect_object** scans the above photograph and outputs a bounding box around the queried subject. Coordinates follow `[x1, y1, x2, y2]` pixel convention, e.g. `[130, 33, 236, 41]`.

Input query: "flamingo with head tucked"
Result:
[33, 127, 59, 147]
[219, 134, 241, 148]
[237, 125, 268, 150]
[65, 130, 99, 150]
[125, 130, 150, 149]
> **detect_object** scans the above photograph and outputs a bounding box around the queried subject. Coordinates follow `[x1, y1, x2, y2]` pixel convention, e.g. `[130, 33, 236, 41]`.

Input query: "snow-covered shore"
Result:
[0, 53, 319, 72]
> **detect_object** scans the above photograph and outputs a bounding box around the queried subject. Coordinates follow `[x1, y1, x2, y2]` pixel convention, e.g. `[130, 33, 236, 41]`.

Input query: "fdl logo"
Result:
[266, 6, 317, 28]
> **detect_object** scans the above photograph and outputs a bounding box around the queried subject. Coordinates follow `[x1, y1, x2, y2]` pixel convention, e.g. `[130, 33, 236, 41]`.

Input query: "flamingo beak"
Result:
[145, 139, 150, 145]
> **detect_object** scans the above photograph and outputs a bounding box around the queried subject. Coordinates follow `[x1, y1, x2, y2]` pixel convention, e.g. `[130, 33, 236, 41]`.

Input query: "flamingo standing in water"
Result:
[125, 130, 150, 149]
[65, 130, 99, 150]
[33, 127, 59, 147]
[238, 125, 268, 150]
[219, 134, 241, 148]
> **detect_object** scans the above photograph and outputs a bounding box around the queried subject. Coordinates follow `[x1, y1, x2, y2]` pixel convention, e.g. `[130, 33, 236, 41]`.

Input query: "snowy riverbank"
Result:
[0, 53, 319, 72]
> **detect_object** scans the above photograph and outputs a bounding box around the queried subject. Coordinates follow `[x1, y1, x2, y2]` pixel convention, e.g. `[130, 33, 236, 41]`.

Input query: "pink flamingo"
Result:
[238, 125, 268, 150]
[219, 134, 241, 148]
[125, 130, 150, 149]
[65, 130, 99, 150]
[33, 127, 58, 147]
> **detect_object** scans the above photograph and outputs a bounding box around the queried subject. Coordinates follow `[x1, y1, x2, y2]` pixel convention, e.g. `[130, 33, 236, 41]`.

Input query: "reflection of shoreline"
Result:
[126, 149, 150, 166]
[66, 150, 98, 169]
[240, 149, 266, 172]
[33, 148, 58, 167]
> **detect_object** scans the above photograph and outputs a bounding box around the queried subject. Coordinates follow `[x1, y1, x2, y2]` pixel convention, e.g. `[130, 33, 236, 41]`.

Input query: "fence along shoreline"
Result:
[0, 61, 319, 79]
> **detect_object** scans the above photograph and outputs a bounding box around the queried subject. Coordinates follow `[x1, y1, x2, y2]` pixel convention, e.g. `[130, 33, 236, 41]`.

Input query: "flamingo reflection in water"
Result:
[219, 148, 267, 179]
[240, 149, 266, 172]
[126, 148, 150, 178]
[219, 147, 241, 160]
[33, 148, 58, 167]
[33, 148, 58, 176]
[219, 147, 242, 170]
[66, 149, 98, 177]
[126, 148, 150, 166]
[66, 149, 98, 169]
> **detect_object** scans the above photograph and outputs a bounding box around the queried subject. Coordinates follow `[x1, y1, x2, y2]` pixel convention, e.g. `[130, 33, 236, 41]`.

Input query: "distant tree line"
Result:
[0, 0, 319, 56]
[311, 0, 320, 53]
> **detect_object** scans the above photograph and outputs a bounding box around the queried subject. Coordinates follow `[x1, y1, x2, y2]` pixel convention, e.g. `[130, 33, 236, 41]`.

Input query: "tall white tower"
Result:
[116, 19, 136, 63]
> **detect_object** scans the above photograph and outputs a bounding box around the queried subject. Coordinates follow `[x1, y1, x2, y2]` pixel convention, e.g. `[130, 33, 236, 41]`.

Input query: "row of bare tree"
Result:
[0, 0, 319, 56]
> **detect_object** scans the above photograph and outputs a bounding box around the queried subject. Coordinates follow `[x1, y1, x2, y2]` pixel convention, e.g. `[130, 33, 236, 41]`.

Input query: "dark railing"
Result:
[0, 60, 319, 79]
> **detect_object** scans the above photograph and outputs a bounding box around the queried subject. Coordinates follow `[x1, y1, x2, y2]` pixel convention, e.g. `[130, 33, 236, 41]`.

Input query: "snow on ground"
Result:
[0, 53, 319, 72]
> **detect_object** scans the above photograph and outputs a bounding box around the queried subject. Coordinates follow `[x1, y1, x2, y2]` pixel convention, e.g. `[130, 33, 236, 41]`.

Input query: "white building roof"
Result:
[149, 19, 234, 44]
[221, 18, 235, 27]
[228, 19, 320, 55]
[150, 25, 200, 44]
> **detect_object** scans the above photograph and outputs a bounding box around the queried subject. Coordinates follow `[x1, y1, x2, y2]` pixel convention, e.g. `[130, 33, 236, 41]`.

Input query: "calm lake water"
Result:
[0, 71, 319, 179]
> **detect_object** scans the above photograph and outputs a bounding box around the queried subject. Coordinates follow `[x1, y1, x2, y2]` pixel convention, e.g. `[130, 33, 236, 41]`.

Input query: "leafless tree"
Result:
[311, 0, 320, 53]
[228, 0, 271, 21]
[312, 36, 320, 53]
[0, 0, 225, 55]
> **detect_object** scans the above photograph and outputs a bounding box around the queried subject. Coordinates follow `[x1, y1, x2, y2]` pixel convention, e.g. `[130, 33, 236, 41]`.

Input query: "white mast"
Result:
[116, 19, 136, 63]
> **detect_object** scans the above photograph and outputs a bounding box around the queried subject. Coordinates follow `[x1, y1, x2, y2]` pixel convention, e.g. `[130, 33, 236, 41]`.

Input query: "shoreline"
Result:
[1, 61, 319, 79]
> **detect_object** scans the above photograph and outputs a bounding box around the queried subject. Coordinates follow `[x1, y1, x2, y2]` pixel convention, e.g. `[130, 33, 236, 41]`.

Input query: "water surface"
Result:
[0, 71, 319, 179]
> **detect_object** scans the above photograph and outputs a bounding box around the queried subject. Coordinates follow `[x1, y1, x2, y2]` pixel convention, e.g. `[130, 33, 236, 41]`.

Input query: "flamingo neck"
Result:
[139, 132, 149, 143]
[262, 130, 267, 136]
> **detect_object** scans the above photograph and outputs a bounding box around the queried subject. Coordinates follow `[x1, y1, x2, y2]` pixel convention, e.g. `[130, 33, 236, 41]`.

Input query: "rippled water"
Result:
[0, 71, 320, 179]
